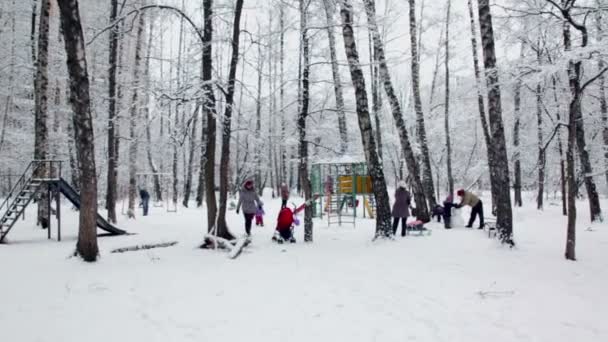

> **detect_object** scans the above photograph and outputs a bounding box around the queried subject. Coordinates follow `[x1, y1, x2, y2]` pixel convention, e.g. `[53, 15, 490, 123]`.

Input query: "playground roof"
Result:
[311, 155, 366, 166]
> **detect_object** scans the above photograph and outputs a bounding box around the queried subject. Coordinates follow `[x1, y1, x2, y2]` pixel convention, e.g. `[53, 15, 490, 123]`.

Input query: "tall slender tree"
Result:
[57, 0, 99, 261]
[477, 0, 513, 245]
[467, 0, 497, 211]
[202, 0, 218, 231]
[444, 0, 454, 196]
[338, 0, 392, 237]
[322, 0, 348, 154]
[127, 13, 145, 219]
[106, 0, 119, 223]
[299, 0, 313, 242]
[216, 0, 245, 240]
[362, 0, 429, 222]
[34, 0, 51, 228]
[407, 0, 436, 209]
[546, 0, 602, 223]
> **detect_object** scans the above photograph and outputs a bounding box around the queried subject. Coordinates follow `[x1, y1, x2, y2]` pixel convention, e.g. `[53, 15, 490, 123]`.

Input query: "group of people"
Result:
[234, 178, 486, 239]
[236, 179, 292, 238]
[391, 182, 485, 235]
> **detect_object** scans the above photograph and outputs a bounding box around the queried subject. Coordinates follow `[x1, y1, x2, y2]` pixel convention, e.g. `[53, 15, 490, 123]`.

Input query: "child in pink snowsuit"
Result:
[255, 206, 265, 227]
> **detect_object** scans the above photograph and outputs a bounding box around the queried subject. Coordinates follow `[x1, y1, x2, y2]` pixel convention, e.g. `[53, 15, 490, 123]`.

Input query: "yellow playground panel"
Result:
[310, 160, 376, 223]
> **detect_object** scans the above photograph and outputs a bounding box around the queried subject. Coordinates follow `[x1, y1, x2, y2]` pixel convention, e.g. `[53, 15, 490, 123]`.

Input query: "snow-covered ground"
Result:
[1, 193, 607, 342]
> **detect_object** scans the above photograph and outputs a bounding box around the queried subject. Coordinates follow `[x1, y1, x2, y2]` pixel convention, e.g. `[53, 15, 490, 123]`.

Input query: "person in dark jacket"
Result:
[139, 188, 150, 216]
[236, 179, 264, 236]
[392, 181, 411, 236]
[431, 205, 444, 223]
[456, 189, 484, 229]
[442, 194, 456, 229]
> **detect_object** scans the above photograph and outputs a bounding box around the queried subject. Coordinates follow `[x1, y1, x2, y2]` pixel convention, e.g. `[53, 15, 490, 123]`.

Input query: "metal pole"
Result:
[47, 187, 51, 240]
[56, 183, 61, 241]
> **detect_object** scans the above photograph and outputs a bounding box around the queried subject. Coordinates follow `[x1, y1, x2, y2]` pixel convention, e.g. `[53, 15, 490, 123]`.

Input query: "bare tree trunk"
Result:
[362, 0, 429, 222]
[367, 7, 383, 161]
[513, 75, 523, 208]
[31, 0, 37, 76]
[444, 0, 454, 196]
[595, 4, 608, 194]
[338, 0, 392, 237]
[215, 0, 244, 240]
[563, 21, 577, 260]
[254, 42, 263, 192]
[203, 0, 218, 232]
[299, 0, 313, 242]
[552, 2, 602, 222]
[182, 111, 198, 207]
[57, 0, 99, 261]
[279, 4, 287, 184]
[467, 0, 497, 212]
[172, 0, 185, 208]
[477, 0, 513, 245]
[143, 14, 162, 202]
[536, 82, 546, 210]
[34, 0, 50, 228]
[552, 76, 567, 216]
[0, 1, 16, 155]
[127, 13, 145, 219]
[323, 0, 348, 154]
[407, 0, 436, 209]
[106, 0, 119, 223]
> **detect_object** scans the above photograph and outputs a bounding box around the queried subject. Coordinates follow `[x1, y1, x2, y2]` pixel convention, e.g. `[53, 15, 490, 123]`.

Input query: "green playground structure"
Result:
[310, 159, 376, 226]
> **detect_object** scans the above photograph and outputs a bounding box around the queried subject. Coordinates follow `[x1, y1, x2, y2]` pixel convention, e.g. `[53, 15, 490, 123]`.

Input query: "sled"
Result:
[406, 220, 431, 236]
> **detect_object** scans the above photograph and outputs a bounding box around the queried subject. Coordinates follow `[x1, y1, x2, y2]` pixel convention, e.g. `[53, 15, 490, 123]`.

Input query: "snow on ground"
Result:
[1, 193, 607, 342]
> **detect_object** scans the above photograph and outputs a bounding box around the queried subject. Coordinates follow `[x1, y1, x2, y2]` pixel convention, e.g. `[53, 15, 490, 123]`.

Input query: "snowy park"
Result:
[1, 194, 608, 341]
[2, 0, 608, 340]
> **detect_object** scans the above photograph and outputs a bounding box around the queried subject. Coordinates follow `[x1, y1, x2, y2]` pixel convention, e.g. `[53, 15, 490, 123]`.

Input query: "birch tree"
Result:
[299, 0, 313, 242]
[407, 0, 436, 208]
[322, 0, 348, 154]
[477, 0, 513, 245]
[362, 0, 429, 222]
[127, 13, 145, 219]
[34, 0, 50, 228]
[444, 0, 454, 195]
[57, 0, 99, 261]
[106, 0, 119, 223]
[216, 0, 245, 240]
[338, 0, 392, 237]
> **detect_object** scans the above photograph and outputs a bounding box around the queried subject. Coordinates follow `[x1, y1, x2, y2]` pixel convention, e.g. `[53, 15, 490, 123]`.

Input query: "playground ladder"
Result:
[0, 161, 50, 242]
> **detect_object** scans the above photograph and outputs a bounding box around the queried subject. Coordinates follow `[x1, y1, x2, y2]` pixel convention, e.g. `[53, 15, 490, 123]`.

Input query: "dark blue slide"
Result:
[51, 178, 127, 236]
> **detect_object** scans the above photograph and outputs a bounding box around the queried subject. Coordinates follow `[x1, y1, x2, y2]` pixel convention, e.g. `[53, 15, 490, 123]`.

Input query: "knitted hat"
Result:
[456, 189, 465, 196]
[397, 180, 407, 189]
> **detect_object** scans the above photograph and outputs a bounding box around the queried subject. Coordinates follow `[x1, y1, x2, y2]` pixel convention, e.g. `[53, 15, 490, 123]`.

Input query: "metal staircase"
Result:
[1, 160, 127, 243]
[0, 161, 51, 242]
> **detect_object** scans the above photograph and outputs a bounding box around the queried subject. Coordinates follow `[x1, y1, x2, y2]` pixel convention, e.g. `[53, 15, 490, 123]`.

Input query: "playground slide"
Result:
[53, 178, 127, 236]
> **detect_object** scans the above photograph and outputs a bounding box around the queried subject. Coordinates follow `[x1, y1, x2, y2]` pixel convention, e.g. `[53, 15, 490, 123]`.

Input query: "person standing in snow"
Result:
[442, 194, 456, 229]
[236, 179, 264, 236]
[139, 188, 150, 216]
[456, 189, 484, 229]
[280, 182, 290, 208]
[392, 181, 411, 236]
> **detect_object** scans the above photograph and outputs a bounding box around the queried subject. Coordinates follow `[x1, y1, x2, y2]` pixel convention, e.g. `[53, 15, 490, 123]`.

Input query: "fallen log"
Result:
[200, 235, 251, 259]
[111, 241, 178, 253]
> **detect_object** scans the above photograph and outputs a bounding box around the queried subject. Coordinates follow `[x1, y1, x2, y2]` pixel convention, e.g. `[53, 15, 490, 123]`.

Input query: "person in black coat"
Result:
[442, 194, 456, 229]
[392, 181, 411, 236]
[139, 188, 150, 216]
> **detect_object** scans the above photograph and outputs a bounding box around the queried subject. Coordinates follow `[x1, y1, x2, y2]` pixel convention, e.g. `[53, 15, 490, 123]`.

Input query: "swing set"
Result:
[121, 172, 177, 215]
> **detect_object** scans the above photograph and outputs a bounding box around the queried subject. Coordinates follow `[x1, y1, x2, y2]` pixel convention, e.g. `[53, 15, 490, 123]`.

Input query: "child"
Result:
[273, 206, 297, 244]
[442, 194, 456, 229]
[255, 205, 265, 227]
[431, 204, 444, 223]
